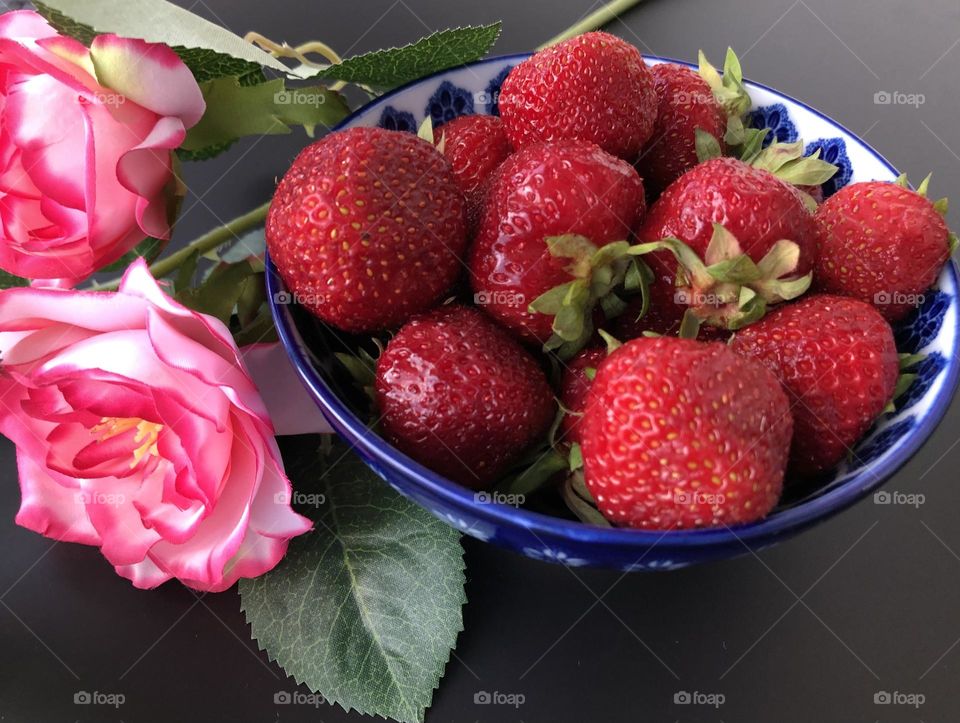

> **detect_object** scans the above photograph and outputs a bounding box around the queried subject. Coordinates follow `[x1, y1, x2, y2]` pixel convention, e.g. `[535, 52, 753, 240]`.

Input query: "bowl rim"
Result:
[266, 52, 960, 550]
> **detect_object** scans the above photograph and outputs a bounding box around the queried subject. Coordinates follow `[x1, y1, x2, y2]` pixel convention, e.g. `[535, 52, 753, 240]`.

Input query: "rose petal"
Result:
[14, 451, 100, 545]
[89, 35, 205, 128]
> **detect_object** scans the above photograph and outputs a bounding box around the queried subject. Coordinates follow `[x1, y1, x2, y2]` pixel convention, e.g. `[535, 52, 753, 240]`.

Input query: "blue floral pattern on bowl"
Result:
[378, 106, 417, 133]
[747, 102, 799, 147]
[896, 291, 950, 353]
[897, 354, 948, 412]
[805, 137, 853, 197]
[267, 53, 960, 573]
[483, 66, 513, 116]
[426, 80, 474, 127]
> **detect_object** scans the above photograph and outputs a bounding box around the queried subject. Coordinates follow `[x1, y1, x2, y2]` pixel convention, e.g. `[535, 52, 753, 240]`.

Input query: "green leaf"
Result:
[0, 269, 29, 290]
[177, 260, 257, 323]
[182, 77, 350, 153]
[310, 24, 502, 88]
[240, 440, 465, 723]
[100, 237, 167, 274]
[35, 0, 292, 74]
[695, 129, 724, 163]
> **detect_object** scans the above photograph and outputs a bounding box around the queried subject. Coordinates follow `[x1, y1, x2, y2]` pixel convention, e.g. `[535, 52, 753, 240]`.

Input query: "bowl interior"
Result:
[267, 53, 960, 568]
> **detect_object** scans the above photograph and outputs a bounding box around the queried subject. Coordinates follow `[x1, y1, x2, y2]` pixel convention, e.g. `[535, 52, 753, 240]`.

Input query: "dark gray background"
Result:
[2, 0, 959, 721]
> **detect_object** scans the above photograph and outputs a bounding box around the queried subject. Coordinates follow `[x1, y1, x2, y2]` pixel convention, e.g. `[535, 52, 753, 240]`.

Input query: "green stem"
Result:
[96, 200, 271, 291]
[96, 1, 643, 290]
[537, 0, 647, 49]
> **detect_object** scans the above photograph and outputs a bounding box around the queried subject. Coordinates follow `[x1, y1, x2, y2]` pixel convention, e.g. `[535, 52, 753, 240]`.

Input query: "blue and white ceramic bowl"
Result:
[267, 53, 960, 571]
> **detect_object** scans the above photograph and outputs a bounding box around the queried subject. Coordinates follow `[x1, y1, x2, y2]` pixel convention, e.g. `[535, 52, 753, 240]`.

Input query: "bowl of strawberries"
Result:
[265, 33, 959, 571]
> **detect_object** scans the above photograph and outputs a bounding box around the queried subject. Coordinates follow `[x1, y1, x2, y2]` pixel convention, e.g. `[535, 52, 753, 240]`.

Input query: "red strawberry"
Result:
[469, 140, 646, 346]
[499, 32, 657, 160]
[813, 179, 953, 321]
[641, 157, 817, 275]
[580, 337, 792, 529]
[266, 127, 467, 333]
[435, 114, 512, 230]
[730, 294, 899, 478]
[375, 305, 555, 488]
[612, 275, 731, 341]
[638, 63, 728, 193]
[559, 346, 606, 446]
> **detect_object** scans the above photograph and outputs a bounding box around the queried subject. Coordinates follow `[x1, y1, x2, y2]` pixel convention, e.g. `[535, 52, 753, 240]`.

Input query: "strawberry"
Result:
[730, 294, 899, 478]
[638, 61, 730, 194]
[580, 337, 792, 529]
[434, 114, 512, 230]
[375, 305, 555, 488]
[498, 32, 657, 160]
[266, 127, 467, 333]
[813, 177, 954, 321]
[559, 346, 607, 446]
[469, 140, 646, 348]
[636, 157, 820, 329]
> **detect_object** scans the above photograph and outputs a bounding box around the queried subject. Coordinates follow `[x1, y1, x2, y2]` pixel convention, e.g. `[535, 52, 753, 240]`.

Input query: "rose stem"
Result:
[100, 0, 645, 289]
[537, 0, 646, 49]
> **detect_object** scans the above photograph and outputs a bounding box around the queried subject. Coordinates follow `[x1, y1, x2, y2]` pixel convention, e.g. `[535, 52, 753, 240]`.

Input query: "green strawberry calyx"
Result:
[698, 48, 751, 118]
[629, 224, 813, 330]
[528, 235, 650, 359]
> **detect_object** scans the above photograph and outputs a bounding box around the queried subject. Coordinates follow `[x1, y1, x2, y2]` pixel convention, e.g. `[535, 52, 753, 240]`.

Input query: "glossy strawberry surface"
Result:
[436, 114, 512, 229]
[267, 127, 467, 333]
[730, 294, 899, 478]
[638, 63, 727, 193]
[814, 181, 951, 321]
[580, 337, 792, 529]
[559, 346, 606, 446]
[499, 32, 658, 160]
[375, 305, 555, 488]
[469, 140, 646, 344]
[639, 157, 818, 277]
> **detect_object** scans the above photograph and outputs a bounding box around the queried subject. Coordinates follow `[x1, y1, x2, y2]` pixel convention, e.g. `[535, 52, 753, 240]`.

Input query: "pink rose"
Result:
[0, 11, 204, 286]
[0, 260, 312, 591]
